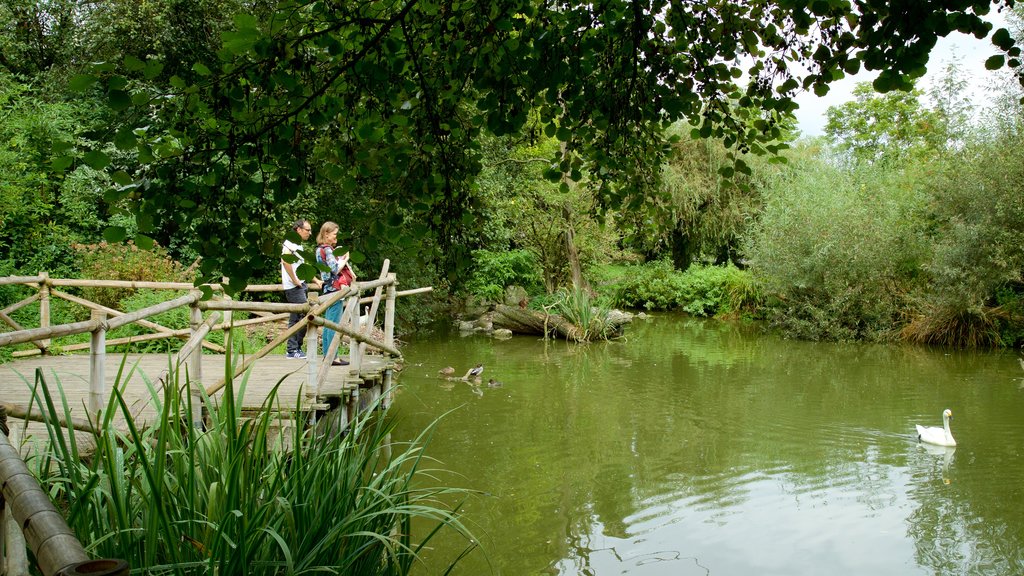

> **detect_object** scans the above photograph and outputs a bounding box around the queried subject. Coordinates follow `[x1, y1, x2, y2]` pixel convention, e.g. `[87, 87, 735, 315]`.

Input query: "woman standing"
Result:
[315, 221, 354, 366]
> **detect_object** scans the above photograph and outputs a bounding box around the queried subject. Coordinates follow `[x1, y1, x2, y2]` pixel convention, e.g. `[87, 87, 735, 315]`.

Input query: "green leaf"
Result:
[134, 234, 155, 250]
[992, 28, 1014, 50]
[193, 62, 212, 76]
[111, 171, 133, 186]
[83, 150, 111, 170]
[114, 127, 137, 150]
[52, 156, 74, 172]
[69, 74, 98, 92]
[143, 60, 164, 80]
[123, 55, 145, 72]
[985, 54, 1005, 70]
[103, 226, 127, 242]
[109, 90, 132, 111]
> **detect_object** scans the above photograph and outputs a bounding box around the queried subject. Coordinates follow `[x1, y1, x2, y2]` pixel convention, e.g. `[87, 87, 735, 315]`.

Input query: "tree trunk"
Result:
[671, 228, 694, 272]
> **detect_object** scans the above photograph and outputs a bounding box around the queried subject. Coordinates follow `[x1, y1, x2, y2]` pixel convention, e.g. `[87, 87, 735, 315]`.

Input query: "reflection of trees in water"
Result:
[907, 446, 1024, 575]
[397, 317, 1024, 575]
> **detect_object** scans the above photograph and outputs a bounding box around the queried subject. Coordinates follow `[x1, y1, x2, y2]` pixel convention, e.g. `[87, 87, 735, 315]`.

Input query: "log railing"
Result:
[0, 262, 431, 575]
[0, 261, 431, 421]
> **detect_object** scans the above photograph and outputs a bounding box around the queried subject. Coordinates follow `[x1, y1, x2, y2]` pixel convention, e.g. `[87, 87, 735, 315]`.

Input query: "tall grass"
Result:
[20, 354, 475, 575]
[552, 285, 616, 342]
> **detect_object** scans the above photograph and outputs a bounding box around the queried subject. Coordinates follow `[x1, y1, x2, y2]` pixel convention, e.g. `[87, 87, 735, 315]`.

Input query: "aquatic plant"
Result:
[18, 353, 476, 575]
[552, 285, 615, 342]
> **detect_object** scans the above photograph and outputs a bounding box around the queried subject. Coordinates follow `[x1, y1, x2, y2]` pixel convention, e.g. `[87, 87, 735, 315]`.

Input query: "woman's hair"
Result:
[316, 221, 339, 245]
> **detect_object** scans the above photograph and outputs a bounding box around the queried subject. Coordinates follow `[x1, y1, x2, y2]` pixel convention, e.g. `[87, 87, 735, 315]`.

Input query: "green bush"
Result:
[464, 248, 542, 302]
[75, 241, 193, 310]
[613, 259, 687, 311]
[744, 159, 928, 341]
[611, 260, 761, 317]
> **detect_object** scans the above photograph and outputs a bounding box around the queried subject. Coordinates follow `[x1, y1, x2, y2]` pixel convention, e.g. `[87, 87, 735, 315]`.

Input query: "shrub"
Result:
[744, 159, 929, 341]
[74, 241, 193, 310]
[612, 260, 762, 317]
[907, 133, 1024, 347]
[613, 259, 687, 311]
[464, 249, 542, 303]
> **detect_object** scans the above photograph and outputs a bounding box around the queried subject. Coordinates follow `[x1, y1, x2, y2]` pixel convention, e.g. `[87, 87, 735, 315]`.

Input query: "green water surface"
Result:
[392, 314, 1024, 575]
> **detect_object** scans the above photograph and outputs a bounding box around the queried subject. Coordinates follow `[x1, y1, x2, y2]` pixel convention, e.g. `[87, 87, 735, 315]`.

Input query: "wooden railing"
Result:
[0, 261, 431, 575]
[0, 260, 430, 415]
[1, 407, 128, 576]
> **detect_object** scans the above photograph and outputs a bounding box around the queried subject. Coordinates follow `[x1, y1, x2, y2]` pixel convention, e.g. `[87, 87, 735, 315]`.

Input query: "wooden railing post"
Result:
[384, 274, 397, 408]
[38, 272, 50, 353]
[89, 310, 106, 416]
[305, 292, 319, 395]
[384, 273, 396, 351]
[349, 285, 362, 374]
[189, 304, 203, 428]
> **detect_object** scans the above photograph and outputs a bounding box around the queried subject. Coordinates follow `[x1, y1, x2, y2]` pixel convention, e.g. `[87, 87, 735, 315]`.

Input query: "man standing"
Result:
[281, 219, 322, 359]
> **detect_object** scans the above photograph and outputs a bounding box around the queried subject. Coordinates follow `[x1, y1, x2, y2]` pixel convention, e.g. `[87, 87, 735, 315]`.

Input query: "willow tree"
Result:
[65, 0, 1022, 289]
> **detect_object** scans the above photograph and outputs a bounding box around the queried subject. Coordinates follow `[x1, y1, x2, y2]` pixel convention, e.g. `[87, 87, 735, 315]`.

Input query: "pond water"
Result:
[391, 314, 1024, 575]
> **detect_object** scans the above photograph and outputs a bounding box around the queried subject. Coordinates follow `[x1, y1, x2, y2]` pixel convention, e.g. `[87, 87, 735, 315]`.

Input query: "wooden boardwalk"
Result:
[2, 352, 395, 447]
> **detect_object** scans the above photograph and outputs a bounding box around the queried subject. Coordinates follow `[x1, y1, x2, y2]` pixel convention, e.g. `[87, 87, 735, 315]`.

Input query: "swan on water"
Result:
[916, 409, 956, 447]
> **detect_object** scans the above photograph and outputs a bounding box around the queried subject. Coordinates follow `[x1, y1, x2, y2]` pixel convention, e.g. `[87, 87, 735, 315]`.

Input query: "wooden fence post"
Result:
[384, 273, 396, 350]
[189, 304, 203, 428]
[89, 310, 106, 416]
[38, 272, 50, 353]
[305, 292, 319, 396]
[349, 287, 362, 374]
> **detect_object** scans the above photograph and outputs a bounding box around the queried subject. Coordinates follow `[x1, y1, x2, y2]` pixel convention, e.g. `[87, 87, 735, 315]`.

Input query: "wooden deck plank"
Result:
[1, 353, 393, 446]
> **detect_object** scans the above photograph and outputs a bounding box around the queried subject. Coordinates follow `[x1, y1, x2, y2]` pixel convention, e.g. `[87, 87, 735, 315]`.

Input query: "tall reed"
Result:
[20, 354, 476, 575]
[553, 285, 614, 342]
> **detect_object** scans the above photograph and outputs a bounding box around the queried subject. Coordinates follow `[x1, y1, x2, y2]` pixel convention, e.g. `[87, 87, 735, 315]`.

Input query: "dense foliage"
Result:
[31, 0, 1022, 288]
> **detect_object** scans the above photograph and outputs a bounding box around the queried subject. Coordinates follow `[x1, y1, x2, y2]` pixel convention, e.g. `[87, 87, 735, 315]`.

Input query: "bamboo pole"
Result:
[197, 300, 308, 313]
[310, 316, 402, 358]
[393, 286, 433, 298]
[360, 260, 390, 338]
[0, 320, 102, 348]
[199, 284, 354, 397]
[385, 274, 397, 350]
[2, 293, 41, 317]
[53, 289, 178, 335]
[0, 402, 96, 435]
[51, 290, 224, 353]
[0, 276, 43, 286]
[2, 422, 29, 576]
[48, 278, 281, 292]
[89, 310, 106, 416]
[11, 330, 228, 358]
[38, 272, 50, 351]
[105, 292, 201, 331]
[0, 432, 90, 576]
[349, 284, 363, 375]
[188, 307, 213, 429]
[305, 293, 319, 397]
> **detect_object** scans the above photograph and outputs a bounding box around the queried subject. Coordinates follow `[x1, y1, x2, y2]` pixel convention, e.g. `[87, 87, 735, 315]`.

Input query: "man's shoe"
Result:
[293, 350, 307, 359]
[332, 359, 350, 366]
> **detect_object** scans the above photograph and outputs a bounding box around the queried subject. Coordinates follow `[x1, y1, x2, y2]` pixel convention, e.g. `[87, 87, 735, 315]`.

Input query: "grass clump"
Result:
[20, 356, 475, 575]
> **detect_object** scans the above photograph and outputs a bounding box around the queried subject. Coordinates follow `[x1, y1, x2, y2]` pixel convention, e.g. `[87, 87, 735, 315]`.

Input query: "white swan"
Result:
[916, 409, 956, 447]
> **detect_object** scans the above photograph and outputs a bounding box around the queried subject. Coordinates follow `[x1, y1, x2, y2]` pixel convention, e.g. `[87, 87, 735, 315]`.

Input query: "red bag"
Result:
[319, 247, 355, 291]
[337, 264, 354, 288]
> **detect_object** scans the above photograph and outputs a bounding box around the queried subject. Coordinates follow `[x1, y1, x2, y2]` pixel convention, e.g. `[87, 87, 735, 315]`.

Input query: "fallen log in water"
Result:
[491, 304, 632, 341]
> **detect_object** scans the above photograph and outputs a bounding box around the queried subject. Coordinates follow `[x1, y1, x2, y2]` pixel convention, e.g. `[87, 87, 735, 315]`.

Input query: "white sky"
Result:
[792, 25, 1010, 136]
